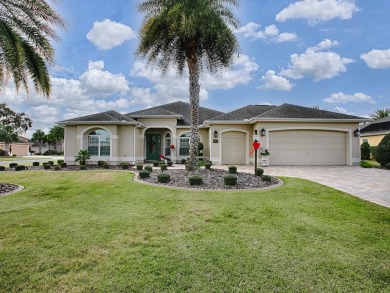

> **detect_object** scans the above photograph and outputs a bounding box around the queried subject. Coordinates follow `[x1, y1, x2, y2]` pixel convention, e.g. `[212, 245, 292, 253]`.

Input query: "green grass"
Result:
[0, 171, 389, 292]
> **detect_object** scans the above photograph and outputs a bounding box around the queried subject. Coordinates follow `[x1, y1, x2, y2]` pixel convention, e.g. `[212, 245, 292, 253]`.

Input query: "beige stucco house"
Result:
[58, 102, 366, 166]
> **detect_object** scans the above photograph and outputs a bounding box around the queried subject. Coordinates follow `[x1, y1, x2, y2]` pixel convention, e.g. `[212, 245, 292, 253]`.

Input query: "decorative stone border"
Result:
[0, 184, 25, 197]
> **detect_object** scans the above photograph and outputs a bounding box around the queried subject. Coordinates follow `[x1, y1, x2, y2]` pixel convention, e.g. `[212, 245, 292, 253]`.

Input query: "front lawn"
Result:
[0, 171, 389, 292]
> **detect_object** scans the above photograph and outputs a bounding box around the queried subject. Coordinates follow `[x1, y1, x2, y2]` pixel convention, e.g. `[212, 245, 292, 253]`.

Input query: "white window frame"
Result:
[88, 130, 110, 157]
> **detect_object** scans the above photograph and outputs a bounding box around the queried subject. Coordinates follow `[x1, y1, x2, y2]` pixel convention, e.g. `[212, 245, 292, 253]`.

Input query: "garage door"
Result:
[222, 131, 246, 164]
[11, 145, 29, 156]
[269, 130, 347, 165]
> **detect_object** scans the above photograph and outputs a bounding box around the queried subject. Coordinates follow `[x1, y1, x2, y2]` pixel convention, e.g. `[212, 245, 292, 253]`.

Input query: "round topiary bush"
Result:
[57, 159, 64, 165]
[157, 173, 170, 183]
[160, 164, 168, 172]
[121, 162, 130, 169]
[43, 164, 51, 170]
[139, 170, 150, 179]
[98, 160, 105, 167]
[376, 134, 390, 166]
[224, 175, 237, 185]
[136, 164, 143, 171]
[255, 168, 264, 176]
[53, 166, 61, 171]
[261, 175, 272, 182]
[228, 166, 237, 174]
[167, 161, 173, 166]
[361, 141, 371, 160]
[80, 165, 87, 170]
[0, 166, 5, 171]
[102, 162, 110, 169]
[144, 165, 153, 172]
[9, 163, 18, 168]
[189, 175, 203, 186]
[153, 161, 159, 167]
[181, 158, 187, 164]
[48, 161, 54, 166]
[32, 161, 40, 167]
[205, 163, 212, 170]
[60, 162, 67, 168]
[15, 165, 26, 171]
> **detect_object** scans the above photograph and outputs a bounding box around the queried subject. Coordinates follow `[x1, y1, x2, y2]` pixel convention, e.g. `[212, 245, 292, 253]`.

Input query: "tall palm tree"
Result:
[48, 125, 64, 152]
[137, 0, 240, 171]
[31, 129, 46, 154]
[369, 108, 390, 120]
[0, 0, 65, 97]
[0, 125, 18, 155]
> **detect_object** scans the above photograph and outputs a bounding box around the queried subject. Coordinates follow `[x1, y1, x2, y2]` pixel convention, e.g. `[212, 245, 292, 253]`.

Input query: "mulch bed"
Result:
[0, 183, 21, 195]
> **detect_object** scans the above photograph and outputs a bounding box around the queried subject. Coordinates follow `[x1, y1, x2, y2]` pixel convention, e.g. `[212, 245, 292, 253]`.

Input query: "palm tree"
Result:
[49, 125, 64, 152]
[31, 129, 46, 154]
[137, 0, 239, 171]
[0, 125, 18, 155]
[369, 108, 390, 120]
[0, 0, 65, 97]
[74, 149, 91, 166]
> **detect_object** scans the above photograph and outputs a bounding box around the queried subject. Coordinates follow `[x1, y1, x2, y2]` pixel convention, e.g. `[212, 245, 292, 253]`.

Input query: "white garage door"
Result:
[222, 131, 246, 165]
[269, 130, 347, 166]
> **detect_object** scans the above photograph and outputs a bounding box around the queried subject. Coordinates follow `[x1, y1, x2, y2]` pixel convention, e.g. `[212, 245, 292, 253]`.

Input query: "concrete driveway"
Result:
[220, 165, 390, 208]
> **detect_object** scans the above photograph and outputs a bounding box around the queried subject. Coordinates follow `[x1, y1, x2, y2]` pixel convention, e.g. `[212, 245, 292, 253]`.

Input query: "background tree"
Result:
[0, 103, 32, 133]
[369, 108, 390, 120]
[0, 0, 65, 97]
[48, 125, 64, 152]
[137, 0, 239, 171]
[31, 129, 46, 154]
[0, 125, 18, 155]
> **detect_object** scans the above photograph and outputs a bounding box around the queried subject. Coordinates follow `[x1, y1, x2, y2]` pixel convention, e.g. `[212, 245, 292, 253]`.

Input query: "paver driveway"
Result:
[222, 165, 390, 208]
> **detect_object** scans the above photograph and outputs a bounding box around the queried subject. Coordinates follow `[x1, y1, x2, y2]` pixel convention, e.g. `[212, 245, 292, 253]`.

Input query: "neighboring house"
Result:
[30, 141, 51, 154]
[0, 136, 32, 156]
[360, 116, 390, 146]
[58, 102, 367, 166]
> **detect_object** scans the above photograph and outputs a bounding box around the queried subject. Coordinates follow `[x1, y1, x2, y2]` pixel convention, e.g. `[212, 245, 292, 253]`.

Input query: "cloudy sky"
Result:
[2, 0, 389, 137]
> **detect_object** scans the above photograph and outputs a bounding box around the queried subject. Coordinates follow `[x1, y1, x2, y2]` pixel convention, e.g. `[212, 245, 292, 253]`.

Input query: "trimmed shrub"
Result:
[157, 173, 170, 183]
[144, 165, 153, 172]
[15, 165, 26, 171]
[121, 162, 130, 170]
[189, 175, 203, 186]
[224, 175, 237, 186]
[60, 162, 67, 168]
[360, 142, 370, 160]
[53, 166, 61, 171]
[360, 161, 373, 168]
[255, 168, 264, 176]
[167, 161, 173, 166]
[43, 164, 51, 170]
[98, 160, 105, 167]
[32, 161, 40, 166]
[139, 170, 150, 179]
[376, 134, 390, 166]
[0, 149, 6, 156]
[0, 166, 5, 171]
[261, 175, 272, 182]
[102, 162, 110, 169]
[136, 164, 143, 171]
[9, 163, 18, 168]
[370, 146, 378, 160]
[385, 163, 390, 170]
[48, 161, 54, 166]
[181, 158, 187, 164]
[205, 163, 212, 170]
[12, 154, 16, 157]
[160, 164, 168, 172]
[228, 166, 237, 174]
[57, 159, 64, 165]
[153, 161, 159, 167]
[80, 165, 87, 170]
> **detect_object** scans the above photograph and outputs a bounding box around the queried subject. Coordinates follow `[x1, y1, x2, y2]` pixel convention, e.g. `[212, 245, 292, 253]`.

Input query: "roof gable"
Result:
[210, 105, 276, 121]
[59, 110, 137, 124]
[127, 107, 180, 117]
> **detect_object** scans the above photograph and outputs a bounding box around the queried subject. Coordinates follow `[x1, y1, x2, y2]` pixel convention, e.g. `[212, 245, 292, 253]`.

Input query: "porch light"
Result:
[214, 130, 218, 139]
[353, 129, 360, 137]
[260, 128, 266, 136]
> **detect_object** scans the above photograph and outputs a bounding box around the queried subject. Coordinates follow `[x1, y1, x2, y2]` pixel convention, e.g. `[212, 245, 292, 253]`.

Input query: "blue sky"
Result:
[2, 0, 390, 137]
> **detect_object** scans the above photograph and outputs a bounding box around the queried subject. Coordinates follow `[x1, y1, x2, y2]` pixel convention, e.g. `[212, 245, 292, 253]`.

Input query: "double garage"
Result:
[221, 130, 348, 166]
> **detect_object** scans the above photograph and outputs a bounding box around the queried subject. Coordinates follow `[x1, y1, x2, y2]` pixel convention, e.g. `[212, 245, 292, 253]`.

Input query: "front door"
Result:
[146, 134, 161, 162]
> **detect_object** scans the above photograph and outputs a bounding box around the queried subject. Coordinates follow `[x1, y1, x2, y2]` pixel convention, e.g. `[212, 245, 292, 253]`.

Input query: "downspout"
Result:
[133, 125, 136, 164]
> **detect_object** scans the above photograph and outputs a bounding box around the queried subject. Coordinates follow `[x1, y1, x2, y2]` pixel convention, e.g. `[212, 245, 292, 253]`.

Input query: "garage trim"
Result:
[264, 127, 353, 166]
[220, 129, 249, 165]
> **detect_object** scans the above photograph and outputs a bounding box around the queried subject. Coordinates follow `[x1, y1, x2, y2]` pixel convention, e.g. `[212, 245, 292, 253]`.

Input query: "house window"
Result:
[362, 139, 368, 143]
[179, 132, 191, 156]
[88, 129, 110, 156]
[165, 133, 171, 156]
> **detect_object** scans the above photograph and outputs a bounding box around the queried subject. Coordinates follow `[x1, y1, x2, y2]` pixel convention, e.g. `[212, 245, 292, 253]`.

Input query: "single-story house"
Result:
[58, 102, 367, 166]
[0, 136, 32, 156]
[360, 116, 390, 146]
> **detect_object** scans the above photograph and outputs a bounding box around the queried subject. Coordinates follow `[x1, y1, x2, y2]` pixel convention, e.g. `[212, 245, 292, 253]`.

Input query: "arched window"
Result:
[179, 132, 191, 156]
[88, 129, 110, 156]
[164, 133, 171, 156]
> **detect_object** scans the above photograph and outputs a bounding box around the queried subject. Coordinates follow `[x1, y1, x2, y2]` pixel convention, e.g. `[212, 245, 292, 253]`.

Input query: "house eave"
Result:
[360, 130, 390, 137]
[130, 115, 183, 119]
[249, 118, 369, 123]
[57, 121, 140, 126]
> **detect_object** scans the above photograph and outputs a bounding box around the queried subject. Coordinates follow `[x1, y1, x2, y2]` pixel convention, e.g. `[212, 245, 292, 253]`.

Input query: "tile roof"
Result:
[256, 103, 364, 120]
[210, 105, 276, 121]
[360, 117, 390, 134]
[127, 107, 180, 117]
[58, 110, 137, 124]
[127, 101, 224, 126]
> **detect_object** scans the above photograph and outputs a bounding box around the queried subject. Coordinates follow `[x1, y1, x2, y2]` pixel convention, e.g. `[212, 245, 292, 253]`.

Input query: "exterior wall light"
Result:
[260, 128, 266, 136]
[214, 130, 218, 139]
[353, 129, 360, 137]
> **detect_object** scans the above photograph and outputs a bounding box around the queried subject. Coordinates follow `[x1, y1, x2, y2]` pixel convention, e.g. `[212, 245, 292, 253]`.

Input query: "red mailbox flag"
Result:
[249, 141, 261, 155]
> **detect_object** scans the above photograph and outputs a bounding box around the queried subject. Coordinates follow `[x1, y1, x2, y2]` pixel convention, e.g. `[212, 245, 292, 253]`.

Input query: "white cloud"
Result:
[259, 70, 294, 91]
[279, 39, 354, 81]
[276, 0, 359, 24]
[360, 49, 390, 69]
[236, 22, 297, 43]
[334, 106, 347, 114]
[86, 19, 136, 50]
[324, 92, 376, 104]
[79, 60, 130, 97]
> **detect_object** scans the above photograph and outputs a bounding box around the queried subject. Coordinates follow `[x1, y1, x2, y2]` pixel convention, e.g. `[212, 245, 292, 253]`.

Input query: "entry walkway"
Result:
[214, 165, 390, 208]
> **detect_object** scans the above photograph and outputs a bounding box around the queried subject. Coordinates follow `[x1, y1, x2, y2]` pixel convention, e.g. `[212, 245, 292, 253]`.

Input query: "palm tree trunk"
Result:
[187, 53, 200, 172]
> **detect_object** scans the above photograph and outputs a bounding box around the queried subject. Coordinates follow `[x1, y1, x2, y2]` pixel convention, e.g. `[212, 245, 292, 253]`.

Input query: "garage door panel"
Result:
[270, 130, 346, 166]
[222, 132, 246, 165]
